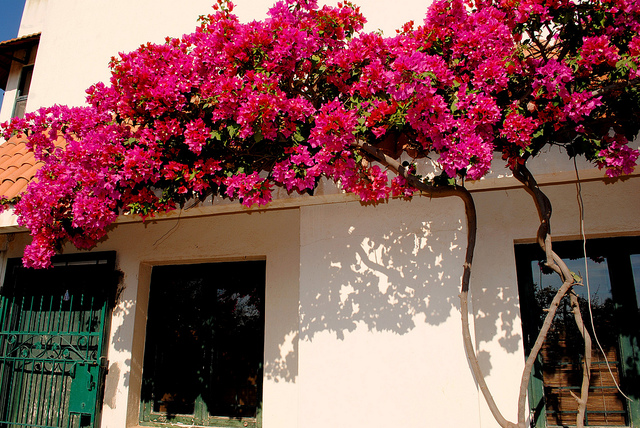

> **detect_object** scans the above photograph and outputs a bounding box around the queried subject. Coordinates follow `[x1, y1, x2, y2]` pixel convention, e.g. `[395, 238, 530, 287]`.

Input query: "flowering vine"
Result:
[1, 0, 638, 270]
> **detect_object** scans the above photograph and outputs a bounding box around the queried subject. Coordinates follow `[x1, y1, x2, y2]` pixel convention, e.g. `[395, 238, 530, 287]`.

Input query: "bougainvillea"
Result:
[1, 0, 639, 271]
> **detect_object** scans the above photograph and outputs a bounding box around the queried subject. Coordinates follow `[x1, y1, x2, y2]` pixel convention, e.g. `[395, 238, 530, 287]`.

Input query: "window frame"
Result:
[138, 260, 266, 428]
[515, 236, 640, 427]
[12, 63, 33, 119]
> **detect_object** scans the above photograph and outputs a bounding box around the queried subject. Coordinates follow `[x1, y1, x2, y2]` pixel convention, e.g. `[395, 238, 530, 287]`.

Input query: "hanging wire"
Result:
[153, 210, 183, 247]
[574, 157, 631, 401]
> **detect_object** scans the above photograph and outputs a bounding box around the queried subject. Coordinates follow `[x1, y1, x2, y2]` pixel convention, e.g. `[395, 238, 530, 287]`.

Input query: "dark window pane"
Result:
[631, 254, 640, 310]
[141, 261, 265, 423]
[13, 97, 27, 119]
[18, 66, 33, 96]
[531, 256, 625, 426]
[13, 66, 33, 119]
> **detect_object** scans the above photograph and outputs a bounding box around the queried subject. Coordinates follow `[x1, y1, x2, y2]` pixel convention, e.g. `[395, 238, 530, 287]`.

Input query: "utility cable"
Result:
[574, 157, 631, 401]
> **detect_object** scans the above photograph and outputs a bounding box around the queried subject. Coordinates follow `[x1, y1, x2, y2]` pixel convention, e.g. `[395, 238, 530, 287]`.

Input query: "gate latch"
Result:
[69, 362, 98, 415]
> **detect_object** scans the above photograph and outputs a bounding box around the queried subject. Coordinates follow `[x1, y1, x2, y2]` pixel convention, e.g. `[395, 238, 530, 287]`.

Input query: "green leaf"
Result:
[571, 271, 582, 284]
[227, 124, 239, 138]
[532, 128, 546, 139]
[293, 131, 305, 143]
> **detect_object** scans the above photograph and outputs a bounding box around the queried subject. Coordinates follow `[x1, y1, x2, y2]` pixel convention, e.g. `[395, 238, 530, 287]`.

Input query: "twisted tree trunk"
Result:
[570, 291, 592, 428]
[513, 162, 592, 428]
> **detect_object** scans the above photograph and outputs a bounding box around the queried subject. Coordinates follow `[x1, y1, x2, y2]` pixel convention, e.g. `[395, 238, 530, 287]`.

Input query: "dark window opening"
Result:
[140, 260, 265, 428]
[516, 237, 640, 427]
[12, 64, 33, 119]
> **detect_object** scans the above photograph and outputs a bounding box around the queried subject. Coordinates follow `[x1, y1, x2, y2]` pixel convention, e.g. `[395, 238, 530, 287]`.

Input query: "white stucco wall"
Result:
[298, 197, 481, 427]
[16, 0, 47, 38]
[13, 0, 216, 115]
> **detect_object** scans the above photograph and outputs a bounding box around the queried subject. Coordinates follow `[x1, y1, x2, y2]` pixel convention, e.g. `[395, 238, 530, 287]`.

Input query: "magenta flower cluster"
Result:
[1, 0, 639, 268]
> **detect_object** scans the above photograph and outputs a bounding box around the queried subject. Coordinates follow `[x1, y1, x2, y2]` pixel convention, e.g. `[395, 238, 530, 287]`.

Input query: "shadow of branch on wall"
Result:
[291, 198, 521, 381]
[299, 208, 464, 342]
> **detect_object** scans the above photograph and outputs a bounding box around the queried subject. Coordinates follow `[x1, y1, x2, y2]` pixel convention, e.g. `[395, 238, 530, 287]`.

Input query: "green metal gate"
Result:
[0, 252, 117, 428]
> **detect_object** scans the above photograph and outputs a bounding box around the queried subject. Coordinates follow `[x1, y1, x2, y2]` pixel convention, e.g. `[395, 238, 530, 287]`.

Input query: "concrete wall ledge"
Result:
[0, 167, 636, 234]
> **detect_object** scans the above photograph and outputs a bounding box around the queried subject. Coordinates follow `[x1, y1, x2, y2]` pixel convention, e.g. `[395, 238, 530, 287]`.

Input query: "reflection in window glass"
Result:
[531, 256, 612, 303]
[13, 65, 33, 119]
[530, 255, 623, 426]
[631, 254, 640, 310]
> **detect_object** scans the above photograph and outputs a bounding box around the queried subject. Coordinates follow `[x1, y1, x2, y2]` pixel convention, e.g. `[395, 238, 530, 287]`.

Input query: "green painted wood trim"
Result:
[0, 251, 118, 428]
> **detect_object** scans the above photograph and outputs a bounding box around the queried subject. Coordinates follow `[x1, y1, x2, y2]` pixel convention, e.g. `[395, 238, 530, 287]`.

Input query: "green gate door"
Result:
[0, 252, 117, 428]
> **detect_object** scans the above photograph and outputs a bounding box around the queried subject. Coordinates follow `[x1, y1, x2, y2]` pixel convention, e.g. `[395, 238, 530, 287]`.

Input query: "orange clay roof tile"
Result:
[0, 147, 33, 168]
[0, 135, 42, 201]
[0, 178, 31, 200]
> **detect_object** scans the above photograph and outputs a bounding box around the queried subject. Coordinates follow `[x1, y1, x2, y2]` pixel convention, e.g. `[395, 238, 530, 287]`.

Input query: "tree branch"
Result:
[592, 78, 640, 98]
[518, 279, 574, 427]
[570, 290, 592, 428]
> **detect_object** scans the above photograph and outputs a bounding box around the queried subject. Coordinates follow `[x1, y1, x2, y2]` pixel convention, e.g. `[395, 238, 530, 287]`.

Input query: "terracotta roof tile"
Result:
[0, 33, 41, 48]
[0, 178, 31, 200]
[0, 135, 41, 201]
[0, 144, 33, 165]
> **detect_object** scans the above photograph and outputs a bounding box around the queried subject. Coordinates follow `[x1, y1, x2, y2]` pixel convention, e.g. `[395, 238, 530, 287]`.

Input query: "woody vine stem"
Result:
[513, 162, 591, 428]
[356, 140, 507, 426]
[360, 140, 594, 428]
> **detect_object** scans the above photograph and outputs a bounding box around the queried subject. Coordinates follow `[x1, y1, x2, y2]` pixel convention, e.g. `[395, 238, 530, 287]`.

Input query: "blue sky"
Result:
[0, 0, 27, 110]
